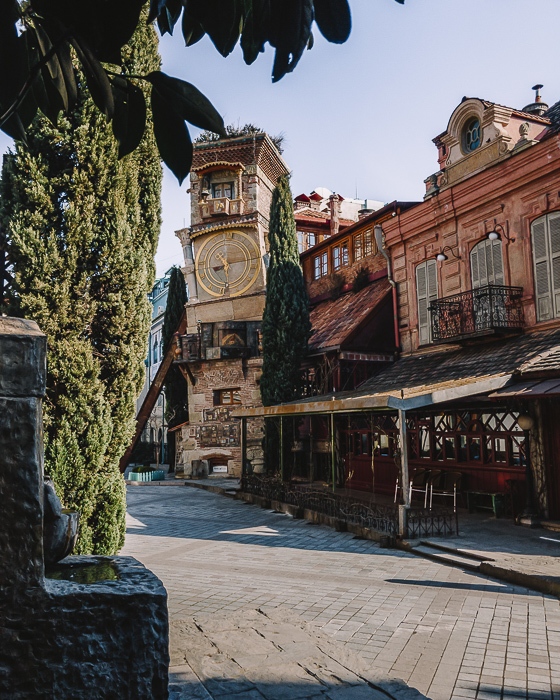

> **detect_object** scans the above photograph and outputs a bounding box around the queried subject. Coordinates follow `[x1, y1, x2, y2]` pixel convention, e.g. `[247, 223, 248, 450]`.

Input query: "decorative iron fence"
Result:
[430, 285, 524, 342]
[407, 507, 458, 537]
[241, 475, 459, 538]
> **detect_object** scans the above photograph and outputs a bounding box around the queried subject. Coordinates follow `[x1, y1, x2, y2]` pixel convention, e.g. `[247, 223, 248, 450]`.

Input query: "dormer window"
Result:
[462, 117, 481, 153]
[212, 182, 234, 199]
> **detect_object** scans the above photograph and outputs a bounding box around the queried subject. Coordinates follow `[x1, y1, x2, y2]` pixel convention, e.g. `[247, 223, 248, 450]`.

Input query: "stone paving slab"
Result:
[185, 477, 560, 599]
[122, 485, 560, 700]
[169, 609, 423, 699]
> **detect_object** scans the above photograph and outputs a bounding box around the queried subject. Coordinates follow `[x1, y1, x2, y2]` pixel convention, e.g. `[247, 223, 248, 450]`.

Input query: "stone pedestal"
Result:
[0, 317, 169, 699]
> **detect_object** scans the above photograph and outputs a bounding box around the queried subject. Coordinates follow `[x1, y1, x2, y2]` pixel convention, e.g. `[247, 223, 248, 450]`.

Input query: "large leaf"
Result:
[71, 36, 115, 119]
[56, 41, 78, 110]
[269, 0, 313, 82]
[148, 0, 169, 25]
[30, 0, 147, 64]
[240, 0, 270, 65]
[0, 32, 38, 136]
[34, 23, 69, 112]
[181, 11, 205, 47]
[147, 71, 226, 137]
[151, 87, 193, 184]
[313, 0, 351, 44]
[0, 1, 22, 103]
[111, 76, 147, 158]
[184, 0, 243, 57]
[157, 0, 183, 36]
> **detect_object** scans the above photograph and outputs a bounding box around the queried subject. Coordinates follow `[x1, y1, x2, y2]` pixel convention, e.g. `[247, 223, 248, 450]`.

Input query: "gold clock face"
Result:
[195, 230, 261, 298]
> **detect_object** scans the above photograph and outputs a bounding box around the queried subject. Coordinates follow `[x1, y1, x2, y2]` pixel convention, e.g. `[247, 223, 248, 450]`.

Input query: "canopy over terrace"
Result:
[233, 372, 512, 505]
[233, 327, 560, 508]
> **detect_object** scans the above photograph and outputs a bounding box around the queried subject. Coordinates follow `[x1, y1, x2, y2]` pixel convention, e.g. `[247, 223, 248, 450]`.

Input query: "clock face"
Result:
[194, 230, 261, 298]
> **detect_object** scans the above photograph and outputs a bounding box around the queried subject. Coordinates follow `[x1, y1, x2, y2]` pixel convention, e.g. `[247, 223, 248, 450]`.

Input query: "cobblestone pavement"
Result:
[121, 486, 560, 700]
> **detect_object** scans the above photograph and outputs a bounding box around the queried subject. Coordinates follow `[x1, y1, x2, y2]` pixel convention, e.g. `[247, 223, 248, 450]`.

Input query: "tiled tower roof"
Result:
[192, 133, 288, 183]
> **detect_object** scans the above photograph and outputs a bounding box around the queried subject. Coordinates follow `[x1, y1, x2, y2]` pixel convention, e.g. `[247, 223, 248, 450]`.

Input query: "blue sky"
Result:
[2, 0, 559, 276]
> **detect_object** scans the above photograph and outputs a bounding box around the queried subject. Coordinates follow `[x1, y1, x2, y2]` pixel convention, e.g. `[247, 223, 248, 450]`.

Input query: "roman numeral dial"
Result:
[195, 230, 261, 298]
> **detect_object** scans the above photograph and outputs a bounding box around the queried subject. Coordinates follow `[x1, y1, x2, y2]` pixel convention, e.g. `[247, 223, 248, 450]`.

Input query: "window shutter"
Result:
[478, 242, 489, 287]
[417, 260, 438, 345]
[532, 217, 552, 321]
[491, 240, 504, 285]
[549, 213, 560, 317]
[471, 246, 480, 289]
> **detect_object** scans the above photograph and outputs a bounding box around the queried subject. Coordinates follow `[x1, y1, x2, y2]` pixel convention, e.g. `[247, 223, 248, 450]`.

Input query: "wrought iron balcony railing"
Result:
[430, 285, 524, 343]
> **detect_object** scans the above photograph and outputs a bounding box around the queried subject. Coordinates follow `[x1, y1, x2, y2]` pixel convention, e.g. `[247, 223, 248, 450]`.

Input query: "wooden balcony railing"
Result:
[430, 285, 524, 343]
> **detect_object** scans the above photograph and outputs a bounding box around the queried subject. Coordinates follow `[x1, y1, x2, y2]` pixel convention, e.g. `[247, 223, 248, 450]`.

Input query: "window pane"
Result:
[313, 256, 321, 280]
[355, 234, 363, 260]
[364, 230, 373, 256]
[333, 247, 341, 270]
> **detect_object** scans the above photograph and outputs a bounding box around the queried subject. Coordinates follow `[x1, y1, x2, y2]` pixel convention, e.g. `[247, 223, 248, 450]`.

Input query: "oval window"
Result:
[463, 117, 481, 152]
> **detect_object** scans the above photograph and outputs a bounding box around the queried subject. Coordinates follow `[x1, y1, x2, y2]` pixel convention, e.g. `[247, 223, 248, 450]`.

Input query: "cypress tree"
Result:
[0, 17, 161, 554]
[260, 174, 311, 406]
[162, 266, 189, 440]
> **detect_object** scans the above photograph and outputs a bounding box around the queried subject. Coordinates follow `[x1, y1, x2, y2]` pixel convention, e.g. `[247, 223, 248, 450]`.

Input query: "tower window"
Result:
[214, 388, 242, 406]
[212, 182, 234, 199]
[462, 117, 481, 153]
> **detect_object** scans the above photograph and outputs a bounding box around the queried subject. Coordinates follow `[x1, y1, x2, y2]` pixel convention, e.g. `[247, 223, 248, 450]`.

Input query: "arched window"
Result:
[416, 259, 438, 345]
[153, 339, 158, 363]
[462, 117, 481, 153]
[470, 238, 504, 289]
[532, 212, 560, 321]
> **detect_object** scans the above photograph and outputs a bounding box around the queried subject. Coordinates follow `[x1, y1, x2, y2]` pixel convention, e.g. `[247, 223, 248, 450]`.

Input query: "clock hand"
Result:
[216, 251, 230, 281]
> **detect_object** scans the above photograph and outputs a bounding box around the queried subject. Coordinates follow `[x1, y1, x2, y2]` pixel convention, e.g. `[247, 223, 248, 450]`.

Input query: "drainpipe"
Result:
[374, 224, 400, 352]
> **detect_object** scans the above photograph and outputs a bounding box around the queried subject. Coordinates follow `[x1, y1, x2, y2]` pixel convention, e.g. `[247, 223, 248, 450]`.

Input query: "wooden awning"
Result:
[233, 373, 511, 419]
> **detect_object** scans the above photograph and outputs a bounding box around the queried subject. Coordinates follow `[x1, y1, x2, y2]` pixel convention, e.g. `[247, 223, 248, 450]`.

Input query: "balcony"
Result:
[430, 285, 524, 343]
[199, 197, 244, 218]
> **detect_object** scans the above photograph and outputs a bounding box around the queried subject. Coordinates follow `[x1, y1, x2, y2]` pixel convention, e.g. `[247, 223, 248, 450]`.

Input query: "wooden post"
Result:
[330, 412, 336, 493]
[398, 408, 410, 506]
[279, 416, 284, 481]
[240, 417, 247, 477]
[398, 407, 410, 538]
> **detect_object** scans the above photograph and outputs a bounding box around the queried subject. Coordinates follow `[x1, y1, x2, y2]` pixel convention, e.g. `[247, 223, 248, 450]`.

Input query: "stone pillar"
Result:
[183, 232, 199, 302]
[0, 317, 46, 589]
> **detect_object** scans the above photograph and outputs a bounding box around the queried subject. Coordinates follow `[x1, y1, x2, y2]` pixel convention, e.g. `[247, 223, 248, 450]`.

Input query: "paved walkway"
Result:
[122, 484, 560, 700]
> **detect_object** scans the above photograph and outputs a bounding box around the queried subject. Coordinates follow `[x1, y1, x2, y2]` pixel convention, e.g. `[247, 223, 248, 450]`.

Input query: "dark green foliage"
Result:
[329, 272, 346, 299]
[162, 266, 189, 430]
[0, 17, 162, 555]
[353, 266, 370, 293]
[260, 174, 311, 406]
[196, 123, 285, 154]
[0, 0, 392, 178]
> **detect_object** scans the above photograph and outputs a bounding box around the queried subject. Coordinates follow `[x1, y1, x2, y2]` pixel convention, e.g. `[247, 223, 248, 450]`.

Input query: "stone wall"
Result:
[0, 317, 169, 699]
[176, 356, 263, 478]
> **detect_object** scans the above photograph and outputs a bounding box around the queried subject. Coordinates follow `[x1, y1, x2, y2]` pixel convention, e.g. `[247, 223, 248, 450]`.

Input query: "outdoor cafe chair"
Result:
[429, 470, 462, 512]
[408, 468, 432, 508]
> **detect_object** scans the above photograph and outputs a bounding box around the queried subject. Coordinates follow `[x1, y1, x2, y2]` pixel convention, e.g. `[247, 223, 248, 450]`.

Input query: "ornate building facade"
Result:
[172, 133, 289, 477]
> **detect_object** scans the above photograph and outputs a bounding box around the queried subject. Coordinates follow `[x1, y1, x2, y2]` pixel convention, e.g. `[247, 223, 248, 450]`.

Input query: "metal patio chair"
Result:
[429, 470, 462, 512]
[408, 468, 432, 508]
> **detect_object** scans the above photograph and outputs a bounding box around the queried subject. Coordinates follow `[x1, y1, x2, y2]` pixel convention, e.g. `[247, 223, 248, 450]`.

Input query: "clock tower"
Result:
[174, 132, 289, 478]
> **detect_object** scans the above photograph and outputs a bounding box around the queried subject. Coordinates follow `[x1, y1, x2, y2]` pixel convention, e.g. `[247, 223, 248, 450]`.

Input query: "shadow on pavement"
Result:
[386, 578, 521, 593]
